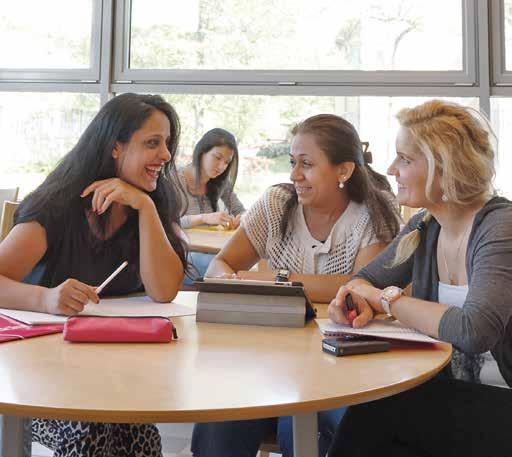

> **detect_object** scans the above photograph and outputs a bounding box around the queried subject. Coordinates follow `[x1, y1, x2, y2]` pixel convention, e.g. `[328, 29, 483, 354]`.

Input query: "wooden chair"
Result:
[0, 187, 19, 208]
[258, 438, 282, 457]
[258, 429, 282, 457]
[0, 194, 28, 456]
[401, 205, 420, 223]
[0, 201, 19, 242]
[257, 259, 270, 272]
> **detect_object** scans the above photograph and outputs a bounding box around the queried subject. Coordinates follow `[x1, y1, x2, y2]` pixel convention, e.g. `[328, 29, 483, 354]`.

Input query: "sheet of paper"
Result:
[0, 295, 197, 325]
[315, 318, 439, 343]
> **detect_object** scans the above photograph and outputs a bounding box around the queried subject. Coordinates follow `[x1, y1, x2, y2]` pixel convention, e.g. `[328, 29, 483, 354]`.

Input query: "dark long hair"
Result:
[17, 93, 187, 268]
[279, 114, 401, 242]
[192, 128, 239, 211]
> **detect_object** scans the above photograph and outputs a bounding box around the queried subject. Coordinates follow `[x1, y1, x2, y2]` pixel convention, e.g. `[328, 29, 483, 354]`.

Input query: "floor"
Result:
[31, 423, 280, 456]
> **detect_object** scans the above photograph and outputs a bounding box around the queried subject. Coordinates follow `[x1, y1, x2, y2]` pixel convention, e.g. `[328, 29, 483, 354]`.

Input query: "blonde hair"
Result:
[391, 100, 496, 267]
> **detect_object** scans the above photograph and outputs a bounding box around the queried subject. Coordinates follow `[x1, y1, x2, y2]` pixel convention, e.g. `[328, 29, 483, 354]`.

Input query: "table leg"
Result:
[292, 412, 318, 457]
[0, 415, 31, 457]
[23, 419, 32, 457]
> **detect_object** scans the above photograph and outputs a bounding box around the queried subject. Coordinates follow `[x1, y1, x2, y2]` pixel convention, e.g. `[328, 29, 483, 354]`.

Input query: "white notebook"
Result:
[315, 318, 439, 343]
[0, 295, 197, 325]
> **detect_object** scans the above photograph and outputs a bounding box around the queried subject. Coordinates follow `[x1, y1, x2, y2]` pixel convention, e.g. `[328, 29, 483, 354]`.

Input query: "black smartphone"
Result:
[322, 336, 390, 357]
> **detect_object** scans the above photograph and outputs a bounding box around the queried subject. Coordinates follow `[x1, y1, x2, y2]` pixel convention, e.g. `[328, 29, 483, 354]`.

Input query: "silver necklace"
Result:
[440, 224, 471, 285]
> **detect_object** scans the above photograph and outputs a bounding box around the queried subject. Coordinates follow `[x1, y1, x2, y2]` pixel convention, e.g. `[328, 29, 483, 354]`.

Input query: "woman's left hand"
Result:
[81, 178, 152, 213]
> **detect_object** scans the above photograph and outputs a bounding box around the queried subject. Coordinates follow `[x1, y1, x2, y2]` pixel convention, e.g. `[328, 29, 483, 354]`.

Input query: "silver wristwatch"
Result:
[380, 286, 403, 315]
[275, 269, 290, 283]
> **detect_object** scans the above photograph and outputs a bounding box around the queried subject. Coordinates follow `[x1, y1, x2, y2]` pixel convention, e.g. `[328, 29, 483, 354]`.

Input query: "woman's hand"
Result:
[40, 279, 99, 316]
[328, 285, 375, 328]
[211, 272, 241, 279]
[202, 211, 232, 228]
[81, 178, 152, 213]
[230, 214, 242, 230]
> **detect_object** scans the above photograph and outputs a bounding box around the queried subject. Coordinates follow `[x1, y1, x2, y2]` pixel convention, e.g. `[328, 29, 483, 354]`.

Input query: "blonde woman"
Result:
[328, 100, 512, 457]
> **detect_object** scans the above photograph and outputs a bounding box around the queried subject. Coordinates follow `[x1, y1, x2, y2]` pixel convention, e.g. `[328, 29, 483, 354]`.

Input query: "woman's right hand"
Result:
[230, 214, 242, 229]
[202, 211, 232, 228]
[40, 279, 99, 315]
[328, 285, 374, 328]
[212, 272, 241, 279]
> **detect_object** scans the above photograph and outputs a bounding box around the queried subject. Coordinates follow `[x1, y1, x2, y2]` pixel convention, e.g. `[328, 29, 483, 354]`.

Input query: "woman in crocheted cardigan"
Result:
[190, 114, 401, 457]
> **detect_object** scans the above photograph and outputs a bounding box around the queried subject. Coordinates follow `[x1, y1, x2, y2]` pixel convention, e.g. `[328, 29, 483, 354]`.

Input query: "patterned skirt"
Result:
[32, 419, 162, 457]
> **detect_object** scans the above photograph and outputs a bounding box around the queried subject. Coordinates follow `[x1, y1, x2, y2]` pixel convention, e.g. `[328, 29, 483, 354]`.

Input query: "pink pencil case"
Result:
[63, 316, 177, 343]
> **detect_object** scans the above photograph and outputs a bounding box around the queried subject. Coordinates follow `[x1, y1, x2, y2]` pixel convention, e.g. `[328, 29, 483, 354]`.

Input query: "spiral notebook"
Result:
[315, 318, 439, 343]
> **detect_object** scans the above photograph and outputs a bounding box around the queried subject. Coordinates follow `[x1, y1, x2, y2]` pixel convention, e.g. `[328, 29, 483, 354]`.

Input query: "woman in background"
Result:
[0, 93, 187, 456]
[178, 128, 245, 281]
[178, 128, 245, 230]
[328, 100, 512, 457]
[192, 114, 401, 457]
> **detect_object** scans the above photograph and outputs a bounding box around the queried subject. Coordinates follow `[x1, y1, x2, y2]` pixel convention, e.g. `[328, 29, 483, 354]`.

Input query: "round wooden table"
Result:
[0, 292, 451, 457]
[185, 227, 234, 254]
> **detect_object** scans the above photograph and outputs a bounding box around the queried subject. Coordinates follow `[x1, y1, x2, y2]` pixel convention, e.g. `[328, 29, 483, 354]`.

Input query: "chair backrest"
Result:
[0, 188, 19, 208]
[401, 205, 420, 223]
[0, 201, 20, 242]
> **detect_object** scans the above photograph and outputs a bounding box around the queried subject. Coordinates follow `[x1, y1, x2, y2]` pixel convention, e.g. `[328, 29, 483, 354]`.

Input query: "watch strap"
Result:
[275, 269, 290, 283]
[381, 297, 392, 315]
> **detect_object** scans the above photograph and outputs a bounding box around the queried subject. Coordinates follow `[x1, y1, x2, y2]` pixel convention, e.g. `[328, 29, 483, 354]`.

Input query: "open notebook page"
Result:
[0, 295, 197, 325]
[315, 318, 439, 343]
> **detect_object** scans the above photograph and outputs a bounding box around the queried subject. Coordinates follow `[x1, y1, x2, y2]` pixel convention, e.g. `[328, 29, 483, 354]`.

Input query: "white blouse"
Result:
[241, 185, 379, 275]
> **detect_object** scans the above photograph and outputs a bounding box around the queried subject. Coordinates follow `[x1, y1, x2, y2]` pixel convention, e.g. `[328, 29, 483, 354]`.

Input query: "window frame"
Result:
[113, 0, 477, 88]
[0, 0, 102, 83]
[491, 0, 512, 86]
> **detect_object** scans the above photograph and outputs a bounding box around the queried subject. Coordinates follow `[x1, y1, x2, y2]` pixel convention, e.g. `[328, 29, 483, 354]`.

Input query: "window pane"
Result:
[163, 94, 476, 208]
[0, 93, 100, 197]
[506, 0, 512, 70]
[0, 1, 94, 69]
[491, 98, 512, 198]
[130, 0, 463, 71]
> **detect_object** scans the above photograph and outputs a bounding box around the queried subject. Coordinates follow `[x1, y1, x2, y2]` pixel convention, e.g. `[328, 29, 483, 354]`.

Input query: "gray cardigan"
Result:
[177, 167, 245, 229]
[355, 197, 512, 386]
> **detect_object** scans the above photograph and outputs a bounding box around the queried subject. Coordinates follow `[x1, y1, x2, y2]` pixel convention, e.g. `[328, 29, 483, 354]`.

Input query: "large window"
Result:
[117, 0, 473, 85]
[0, 93, 100, 198]
[491, 98, 512, 198]
[0, 2, 94, 69]
[0, 0, 100, 81]
[505, 0, 512, 70]
[1, 0, 512, 207]
[130, 0, 463, 71]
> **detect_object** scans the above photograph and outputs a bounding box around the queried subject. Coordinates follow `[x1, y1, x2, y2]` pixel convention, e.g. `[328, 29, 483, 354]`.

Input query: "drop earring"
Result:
[442, 194, 448, 202]
[338, 180, 344, 189]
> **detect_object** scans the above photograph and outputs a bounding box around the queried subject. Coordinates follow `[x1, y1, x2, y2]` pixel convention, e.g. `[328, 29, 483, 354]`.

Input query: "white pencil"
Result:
[96, 261, 128, 295]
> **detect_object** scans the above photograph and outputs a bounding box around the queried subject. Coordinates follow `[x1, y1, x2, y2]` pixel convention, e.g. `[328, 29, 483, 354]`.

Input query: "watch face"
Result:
[276, 269, 290, 282]
[383, 286, 401, 301]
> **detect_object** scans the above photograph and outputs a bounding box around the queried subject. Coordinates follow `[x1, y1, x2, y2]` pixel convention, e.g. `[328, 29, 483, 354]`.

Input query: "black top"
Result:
[17, 198, 143, 296]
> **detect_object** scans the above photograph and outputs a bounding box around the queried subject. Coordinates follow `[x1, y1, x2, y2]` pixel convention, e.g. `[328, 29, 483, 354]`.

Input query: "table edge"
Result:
[0, 344, 451, 423]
